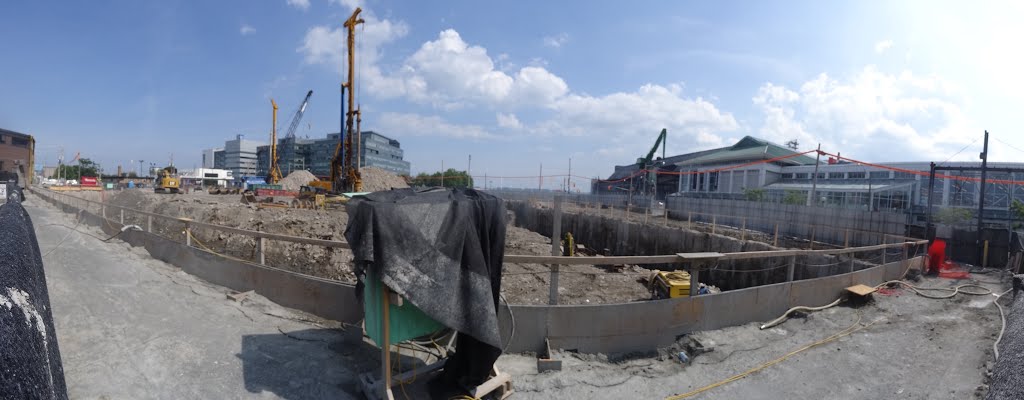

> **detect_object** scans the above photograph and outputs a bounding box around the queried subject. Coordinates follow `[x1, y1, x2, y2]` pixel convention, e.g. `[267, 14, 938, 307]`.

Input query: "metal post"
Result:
[902, 243, 909, 271]
[147, 215, 152, 233]
[689, 263, 699, 296]
[741, 218, 747, 241]
[549, 196, 563, 305]
[926, 162, 936, 241]
[120, 209, 124, 225]
[688, 212, 693, 229]
[259, 237, 266, 265]
[807, 143, 822, 206]
[983, 240, 990, 268]
[977, 130, 989, 266]
[185, 221, 192, 247]
[882, 235, 887, 264]
[712, 215, 717, 235]
[773, 223, 780, 247]
[844, 229, 850, 248]
[788, 255, 796, 282]
[809, 226, 816, 250]
[849, 253, 855, 273]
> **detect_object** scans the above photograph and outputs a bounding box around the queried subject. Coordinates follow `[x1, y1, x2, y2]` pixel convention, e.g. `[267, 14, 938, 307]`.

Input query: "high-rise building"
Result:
[255, 131, 411, 178]
[223, 135, 263, 177]
[201, 147, 222, 169]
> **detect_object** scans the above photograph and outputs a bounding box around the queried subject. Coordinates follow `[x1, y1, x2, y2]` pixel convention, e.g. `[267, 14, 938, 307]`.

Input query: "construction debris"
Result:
[359, 167, 409, 192]
[279, 170, 317, 192]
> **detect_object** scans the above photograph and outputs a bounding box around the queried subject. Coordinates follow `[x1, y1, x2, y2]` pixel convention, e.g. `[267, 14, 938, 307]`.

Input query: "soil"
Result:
[359, 167, 410, 192]
[63, 189, 654, 304]
[278, 170, 317, 191]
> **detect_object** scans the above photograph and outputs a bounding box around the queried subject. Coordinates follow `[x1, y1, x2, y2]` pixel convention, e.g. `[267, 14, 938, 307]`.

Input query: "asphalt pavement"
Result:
[27, 196, 375, 399]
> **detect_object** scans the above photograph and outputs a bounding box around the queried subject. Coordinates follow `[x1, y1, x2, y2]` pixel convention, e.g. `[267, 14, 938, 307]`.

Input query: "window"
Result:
[847, 171, 866, 179]
[894, 171, 914, 179]
[828, 172, 845, 179]
[870, 171, 890, 179]
[794, 173, 809, 179]
[817, 173, 825, 179]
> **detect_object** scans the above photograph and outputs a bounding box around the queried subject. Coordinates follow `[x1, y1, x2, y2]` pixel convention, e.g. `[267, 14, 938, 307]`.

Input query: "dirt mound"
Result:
[279, 170, 317, 191]
[360, 167, 409, 192]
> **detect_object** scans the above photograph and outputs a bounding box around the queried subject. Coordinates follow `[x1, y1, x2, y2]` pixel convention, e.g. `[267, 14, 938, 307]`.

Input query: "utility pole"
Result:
[567, 156, 572, 193]
[977, 130, 989, 265]
[539, 163, 543, 191]
[807, 143, 822, 206]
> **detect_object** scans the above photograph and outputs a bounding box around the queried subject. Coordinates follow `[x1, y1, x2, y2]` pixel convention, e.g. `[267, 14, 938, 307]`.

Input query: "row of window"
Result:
[784, 170, 919, 180]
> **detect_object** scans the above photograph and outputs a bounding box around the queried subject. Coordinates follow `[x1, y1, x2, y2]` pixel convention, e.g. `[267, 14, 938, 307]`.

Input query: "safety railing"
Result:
[31, 187, 927, 305]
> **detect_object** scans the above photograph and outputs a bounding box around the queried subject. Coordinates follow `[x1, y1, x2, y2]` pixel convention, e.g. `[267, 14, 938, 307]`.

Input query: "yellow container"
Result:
[654, 271, 691, 298]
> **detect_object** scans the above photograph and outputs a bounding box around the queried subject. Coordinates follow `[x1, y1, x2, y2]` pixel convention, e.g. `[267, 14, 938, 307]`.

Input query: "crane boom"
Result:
[283, 90, 314, 139]
[268, 99, 282, 185]
[333, 8, 364, 193]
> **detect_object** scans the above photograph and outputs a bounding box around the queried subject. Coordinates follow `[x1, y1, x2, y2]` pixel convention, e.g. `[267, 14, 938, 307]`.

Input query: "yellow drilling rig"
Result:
[330, 7, 365, 194]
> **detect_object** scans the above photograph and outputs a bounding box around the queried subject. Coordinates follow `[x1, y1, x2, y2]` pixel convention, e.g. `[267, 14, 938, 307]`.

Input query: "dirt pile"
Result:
[360, 167, 409, 192]
[279, 170, 317, 191]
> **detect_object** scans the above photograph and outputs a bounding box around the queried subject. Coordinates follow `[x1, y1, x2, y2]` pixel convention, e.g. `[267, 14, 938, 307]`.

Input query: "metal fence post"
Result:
[849, 253, 855, 273]
[773, 223, 780, 247]
[844, 229, 850, 247]
[184, 221, 192, 247]
[259, 237, 266, 265]
[147, 215, 152, 233]
[788, 255, 796, 282]
[120, 209, 124, 225]
[688, 212, 693, 230]
[712, 215, 717, 235]
[882, 235, 887, 265]
[549, 196, 563, 305]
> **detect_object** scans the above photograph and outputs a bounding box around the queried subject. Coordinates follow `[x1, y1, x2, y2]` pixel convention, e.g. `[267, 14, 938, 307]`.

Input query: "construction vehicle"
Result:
[330, 8, 365, 194]
[636, 128, 667, 196]
[154, 166, 181, 194]
[267, 99, 282, 185]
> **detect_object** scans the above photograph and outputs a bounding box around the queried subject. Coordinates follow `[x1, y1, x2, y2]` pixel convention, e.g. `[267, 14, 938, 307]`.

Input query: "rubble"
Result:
[278, 170, 317, 191]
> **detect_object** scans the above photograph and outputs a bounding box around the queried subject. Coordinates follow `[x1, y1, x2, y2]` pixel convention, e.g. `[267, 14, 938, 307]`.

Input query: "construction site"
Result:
[6, 3, 1024, 400]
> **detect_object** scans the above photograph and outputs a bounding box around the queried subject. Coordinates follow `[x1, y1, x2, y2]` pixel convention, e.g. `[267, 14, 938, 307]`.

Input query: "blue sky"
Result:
[3, 0, 1023, 189]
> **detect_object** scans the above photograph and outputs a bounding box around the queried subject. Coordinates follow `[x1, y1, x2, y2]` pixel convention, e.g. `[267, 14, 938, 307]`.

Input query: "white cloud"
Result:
[543, 33, 569, 48]
[496, 113, 521, 129]
[298, 11, 409, 75]
[375, 112, 495, 139]
[240, 24, 256, 36]
[329, 0, 364, 9]
[752, 66, 973, 161]
[286, 0, 310, 11]
[299, 17, 738, 155]
[874, 39, 893, 54]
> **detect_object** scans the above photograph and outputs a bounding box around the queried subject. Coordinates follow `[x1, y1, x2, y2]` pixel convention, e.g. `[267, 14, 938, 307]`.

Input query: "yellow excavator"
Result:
[155, 166, 181, 194]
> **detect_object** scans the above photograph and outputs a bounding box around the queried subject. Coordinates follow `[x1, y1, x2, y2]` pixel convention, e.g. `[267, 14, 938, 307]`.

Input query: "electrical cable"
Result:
[666, 313, 872, 400]
[499, 292, 515, 353]
[759, 298, 843, 330]
[42, 209, 83, 258]
[939, 137, 980, 165]
[993, 288, 1012, 360]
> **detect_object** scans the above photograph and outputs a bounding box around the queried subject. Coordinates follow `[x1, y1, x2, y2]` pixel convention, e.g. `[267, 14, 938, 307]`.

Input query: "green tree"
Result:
[743, 188, 766, 202]
[51, 158, 99, 179]
[783, 190, 806, 205]
[1010, 200, 1024, 228]
[411, 168, 474, 188]
[934, 207, 974, 225]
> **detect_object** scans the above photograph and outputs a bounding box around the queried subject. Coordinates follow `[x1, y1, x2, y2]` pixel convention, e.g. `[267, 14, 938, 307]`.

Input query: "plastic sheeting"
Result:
[0, 185, 68, 399]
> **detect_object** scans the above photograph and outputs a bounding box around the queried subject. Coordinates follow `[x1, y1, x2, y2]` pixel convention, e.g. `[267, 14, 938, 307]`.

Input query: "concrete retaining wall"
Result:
[499, 257, 920, 354]
[666, 196, 909, 247]
[34, 188, 920, 356]
[507, 201, 880, 291]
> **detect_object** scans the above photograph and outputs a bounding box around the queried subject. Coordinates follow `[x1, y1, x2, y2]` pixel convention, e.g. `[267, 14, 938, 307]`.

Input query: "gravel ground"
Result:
[496, 275, 1007, 399]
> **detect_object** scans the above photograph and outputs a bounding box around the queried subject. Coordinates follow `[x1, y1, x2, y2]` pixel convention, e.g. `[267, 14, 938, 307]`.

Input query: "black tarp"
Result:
[0, 185, 69, 399]
[345, 188, 506, 393]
